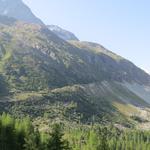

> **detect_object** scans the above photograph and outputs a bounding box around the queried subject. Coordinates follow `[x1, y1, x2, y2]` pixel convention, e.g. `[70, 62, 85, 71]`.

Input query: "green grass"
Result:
[113, 102, 139, 116]
[13, 92, 43, 101]
[69, 41, 123, 61]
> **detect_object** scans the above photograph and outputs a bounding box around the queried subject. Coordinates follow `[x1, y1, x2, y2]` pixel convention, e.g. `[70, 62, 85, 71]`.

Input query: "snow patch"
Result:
[48, 25, 62, 32]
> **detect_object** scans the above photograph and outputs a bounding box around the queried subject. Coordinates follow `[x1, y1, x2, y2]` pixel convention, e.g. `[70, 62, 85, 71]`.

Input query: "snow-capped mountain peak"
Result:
[47, 25, 79, 41]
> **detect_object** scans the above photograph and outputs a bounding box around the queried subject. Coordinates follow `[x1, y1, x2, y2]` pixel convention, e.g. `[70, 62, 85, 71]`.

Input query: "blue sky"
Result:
[23, 0, 150, 73]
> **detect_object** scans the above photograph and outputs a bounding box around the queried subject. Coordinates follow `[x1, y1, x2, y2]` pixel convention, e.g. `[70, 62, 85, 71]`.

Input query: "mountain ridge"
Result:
[47, 25, 79, 41]
[0, 0, 44, 25]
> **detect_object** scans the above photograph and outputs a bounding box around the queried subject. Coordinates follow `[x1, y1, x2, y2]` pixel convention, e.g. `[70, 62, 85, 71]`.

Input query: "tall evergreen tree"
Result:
[46, 124, 71, 150]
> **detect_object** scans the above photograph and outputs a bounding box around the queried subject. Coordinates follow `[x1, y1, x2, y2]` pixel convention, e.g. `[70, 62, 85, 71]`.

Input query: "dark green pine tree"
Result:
[46, 124, 71, 150]
[24, 132, 41, 150]
[0, 113, 16, 150]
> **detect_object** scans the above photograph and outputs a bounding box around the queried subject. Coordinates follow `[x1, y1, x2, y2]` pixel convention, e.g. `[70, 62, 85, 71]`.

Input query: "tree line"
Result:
[0, 113, 70, 150]
[66, 125, 150, 150]
[0, 113, 150, 150]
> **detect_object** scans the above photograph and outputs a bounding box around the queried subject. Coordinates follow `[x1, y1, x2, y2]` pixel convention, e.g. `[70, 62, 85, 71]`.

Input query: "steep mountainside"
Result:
[47, 25, 79, 41]
[0, 18, 150, 91]
[0, 16, 150, 126]
[0, 0, 44, 25]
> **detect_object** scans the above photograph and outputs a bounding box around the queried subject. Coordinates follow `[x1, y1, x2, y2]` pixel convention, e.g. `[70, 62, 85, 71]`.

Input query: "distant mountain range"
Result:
[0, 0, 150, 127]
